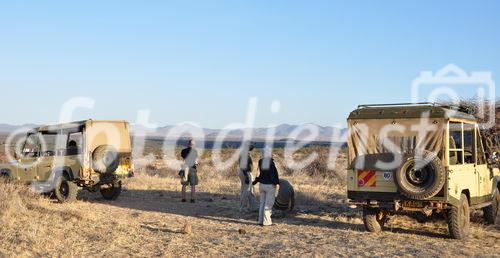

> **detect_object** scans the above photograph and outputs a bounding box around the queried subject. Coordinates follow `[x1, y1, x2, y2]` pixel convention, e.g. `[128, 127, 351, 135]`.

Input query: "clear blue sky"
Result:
[0, 1, 498, 128]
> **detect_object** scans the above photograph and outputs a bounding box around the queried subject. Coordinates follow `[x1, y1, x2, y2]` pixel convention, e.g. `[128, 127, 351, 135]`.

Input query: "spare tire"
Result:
[395, 150, 446, 200]
[92, 145, 119, 174]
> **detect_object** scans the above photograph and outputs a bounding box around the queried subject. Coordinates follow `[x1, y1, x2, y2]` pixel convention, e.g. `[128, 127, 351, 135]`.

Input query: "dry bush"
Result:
[133, 147, 348, 184]
[442, 99, 499, 152]
[274, 147, 347, 183]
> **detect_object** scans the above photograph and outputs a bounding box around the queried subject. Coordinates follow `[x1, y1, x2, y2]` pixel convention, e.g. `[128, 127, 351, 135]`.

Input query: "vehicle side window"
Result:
[463, 124, 474, 164]
[68, 132, 83, 155]
[450, 123, 463, 148]
[476, 128, 487, 165]
[40, 133, 66, 157]
[449, 122, 463, 165]
[22, 134, 40, 157]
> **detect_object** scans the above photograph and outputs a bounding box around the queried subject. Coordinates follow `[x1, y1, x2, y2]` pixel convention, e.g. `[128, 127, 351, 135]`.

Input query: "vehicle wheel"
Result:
[92, 145, 119, 174]
[483, 188, 500, 225]
[395, 150, 446, 200]
[54, 173, 78, 203]
[100, 181, 122, 200]
[448, 194, 470, 239]
[0, 173, 10, 183]
[363, 207, 387, 233]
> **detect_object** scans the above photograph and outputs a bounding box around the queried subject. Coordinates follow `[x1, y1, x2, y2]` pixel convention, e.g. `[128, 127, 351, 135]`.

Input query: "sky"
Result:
[0, 0, 498, 128]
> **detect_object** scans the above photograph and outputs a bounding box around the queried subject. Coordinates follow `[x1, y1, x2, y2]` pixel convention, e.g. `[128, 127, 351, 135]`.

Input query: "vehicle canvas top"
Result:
[84, 120, 131, 153]
[36, 120, 87, 133]
[347, 103, 477, 167]
[348, 103, 477, 121]
[35, 120, 132, 153]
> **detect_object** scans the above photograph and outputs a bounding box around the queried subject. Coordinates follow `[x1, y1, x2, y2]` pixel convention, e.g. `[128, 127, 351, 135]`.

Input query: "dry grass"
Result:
[0, 155, 499, 257]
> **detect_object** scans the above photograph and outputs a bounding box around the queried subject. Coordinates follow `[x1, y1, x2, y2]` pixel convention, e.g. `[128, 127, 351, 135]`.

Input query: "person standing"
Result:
[239, 143, 257, 212]
[253, 151, 280, 226]
[180, 139, 199, 203]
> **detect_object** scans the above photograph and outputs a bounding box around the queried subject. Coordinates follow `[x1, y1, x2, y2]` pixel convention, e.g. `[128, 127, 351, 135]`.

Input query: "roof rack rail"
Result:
[358, 102, 459, 110]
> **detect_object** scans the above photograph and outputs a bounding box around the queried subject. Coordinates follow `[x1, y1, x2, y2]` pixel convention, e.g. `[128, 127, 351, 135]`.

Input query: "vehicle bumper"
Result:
[348, 191, 406, 202]
[348, 191, 448, 211]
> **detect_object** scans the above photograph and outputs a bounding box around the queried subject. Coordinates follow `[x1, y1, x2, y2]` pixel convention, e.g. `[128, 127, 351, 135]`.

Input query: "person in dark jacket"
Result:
[180, 139, 199, 203]
[253, 151, 280, 226]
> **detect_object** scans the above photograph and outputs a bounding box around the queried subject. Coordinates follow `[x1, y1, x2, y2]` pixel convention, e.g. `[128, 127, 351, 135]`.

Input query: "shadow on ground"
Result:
[76, 187, 459, 239]
[78, 188, 363, 230]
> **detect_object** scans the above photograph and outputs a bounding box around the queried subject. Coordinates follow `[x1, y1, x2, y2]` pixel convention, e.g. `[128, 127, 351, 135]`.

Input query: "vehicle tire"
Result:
[363, 207, 387, 233]
[0, 172, 10, 183]
[92, 145, 119, 174]
[483, 188, 500, 225]
[100, 181, 122, 200]
[395, 150, 446, 200]
[54, 173, 78, 203]
[448, 194, 471, 239]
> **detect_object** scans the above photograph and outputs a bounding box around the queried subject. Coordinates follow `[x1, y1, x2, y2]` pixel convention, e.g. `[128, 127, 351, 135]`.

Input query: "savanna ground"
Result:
[0, 140, 499, 258]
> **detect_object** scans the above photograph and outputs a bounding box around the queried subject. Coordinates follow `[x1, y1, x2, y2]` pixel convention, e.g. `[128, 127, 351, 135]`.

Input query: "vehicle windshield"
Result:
[347, 118, 446, 167]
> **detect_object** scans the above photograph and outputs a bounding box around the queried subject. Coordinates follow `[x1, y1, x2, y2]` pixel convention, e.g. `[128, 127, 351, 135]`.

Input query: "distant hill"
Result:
[0, 124, 38, 133]
[132, 123, 347, 142]
[0, 123, 347, 142]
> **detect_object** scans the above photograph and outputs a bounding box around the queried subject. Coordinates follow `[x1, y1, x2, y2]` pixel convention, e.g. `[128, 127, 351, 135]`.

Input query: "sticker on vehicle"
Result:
[358, 170, 376, 187]
[383, 172, 393, 181]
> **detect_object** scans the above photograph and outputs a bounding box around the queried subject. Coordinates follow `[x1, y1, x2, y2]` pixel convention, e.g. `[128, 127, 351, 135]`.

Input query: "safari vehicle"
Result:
[0, 120, 134, 203]
[347, 103, 500, 239]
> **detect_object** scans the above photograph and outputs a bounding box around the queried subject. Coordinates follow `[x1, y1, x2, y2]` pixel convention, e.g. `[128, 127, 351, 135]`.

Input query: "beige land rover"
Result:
[347, 103, 500, 239]
[0, 120, 134, 202]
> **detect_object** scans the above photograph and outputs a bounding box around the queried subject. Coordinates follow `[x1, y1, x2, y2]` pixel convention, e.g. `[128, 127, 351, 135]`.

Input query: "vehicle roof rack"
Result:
[357, 102, 460, 110]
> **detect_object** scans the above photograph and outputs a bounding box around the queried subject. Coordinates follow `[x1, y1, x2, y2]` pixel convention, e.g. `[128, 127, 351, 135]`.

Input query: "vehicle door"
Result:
[448, 121, 479, 198]
[17, 133, 40, 182]
[475, 126, 492, 198]
[36, 132, 67, 182]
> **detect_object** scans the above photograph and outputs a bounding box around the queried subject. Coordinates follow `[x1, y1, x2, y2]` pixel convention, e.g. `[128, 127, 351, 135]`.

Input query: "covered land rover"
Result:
[347, 103, 500, 239]
[0, 120, 134, 202]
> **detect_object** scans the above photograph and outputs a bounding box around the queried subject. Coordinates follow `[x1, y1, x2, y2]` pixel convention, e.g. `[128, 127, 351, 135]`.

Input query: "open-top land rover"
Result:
[0, 120, 134, 202]
[347, 103, 499, 239]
